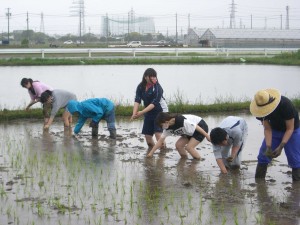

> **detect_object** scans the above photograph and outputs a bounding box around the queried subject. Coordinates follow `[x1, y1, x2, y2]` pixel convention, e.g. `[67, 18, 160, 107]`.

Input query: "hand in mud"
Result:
[272, 145, 284, 158]
[264, 146, 273, 158]
[146, 153, 153, 158]
[89, 120, 98, 128]
[226, 156, 233, 162]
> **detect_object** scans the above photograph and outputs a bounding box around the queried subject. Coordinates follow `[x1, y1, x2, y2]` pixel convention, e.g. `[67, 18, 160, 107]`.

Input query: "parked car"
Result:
[76, 40, 84, 44]
[63, 40, 73, 45]
[49, 43, 59, 48]
[157, 40, 170, 47]
[126, 41, 142, 48]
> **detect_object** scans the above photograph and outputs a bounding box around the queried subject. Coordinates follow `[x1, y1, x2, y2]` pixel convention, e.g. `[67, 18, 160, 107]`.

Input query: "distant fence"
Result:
[0, 47, 298, 58]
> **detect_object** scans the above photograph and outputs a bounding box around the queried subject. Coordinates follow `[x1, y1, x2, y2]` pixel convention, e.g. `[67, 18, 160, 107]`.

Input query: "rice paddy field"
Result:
[0, 115, 300, 225]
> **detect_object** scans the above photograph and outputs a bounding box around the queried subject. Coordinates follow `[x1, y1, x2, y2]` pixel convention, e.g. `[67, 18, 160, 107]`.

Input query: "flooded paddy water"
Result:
[1, 113, 300, 225]
[1, 64, 300, 110]
[1, 64, 300, 224]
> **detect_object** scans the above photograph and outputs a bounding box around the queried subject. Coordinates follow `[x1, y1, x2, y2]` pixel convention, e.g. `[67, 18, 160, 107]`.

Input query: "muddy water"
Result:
[1, 64, 300, 109]
[1, 113, 300, 225]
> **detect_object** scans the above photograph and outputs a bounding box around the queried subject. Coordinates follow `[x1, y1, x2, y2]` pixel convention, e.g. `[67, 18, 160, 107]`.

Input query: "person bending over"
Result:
[147, 112, 210, 159]
[210, 116, 248, 174]
[40, 89, 77, 130]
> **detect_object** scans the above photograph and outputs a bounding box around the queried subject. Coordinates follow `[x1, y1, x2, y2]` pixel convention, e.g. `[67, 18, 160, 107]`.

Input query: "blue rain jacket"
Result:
[67, 98, 114, 134]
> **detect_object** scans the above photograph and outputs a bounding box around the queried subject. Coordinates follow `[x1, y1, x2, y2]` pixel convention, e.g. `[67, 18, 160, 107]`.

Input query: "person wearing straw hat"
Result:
[250, 88, 300, 181]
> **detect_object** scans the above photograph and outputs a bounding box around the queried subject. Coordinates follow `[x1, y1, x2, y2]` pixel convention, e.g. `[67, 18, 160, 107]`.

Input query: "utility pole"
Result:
[127, 12, 130, 41]
[285, 6, 289, 30]
[175, 13, 178, 44]
[79, 10, 82, 43]
[106, 13, 109, 47]
[250, 14, 252, 29]
[229, 0, 236, 29]
[280, 14, 282, 30]
[27, 12, 29, 42]
[6, 8, 11, 43]
[40, 12, 45, 33]
[188, 14, 190, 31]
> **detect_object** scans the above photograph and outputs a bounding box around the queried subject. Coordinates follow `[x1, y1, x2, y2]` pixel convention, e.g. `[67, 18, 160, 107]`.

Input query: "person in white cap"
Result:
[250, 88, 300, 181]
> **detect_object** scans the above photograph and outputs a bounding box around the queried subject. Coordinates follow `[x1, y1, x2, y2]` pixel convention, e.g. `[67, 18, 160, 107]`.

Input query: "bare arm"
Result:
[230, 145, 240, 159]
[44, 117, 54, 130]
[135, 103, 155, 118]
[131, 102, 140, 120]
[147, 136, 166, 157]
[195, 124, 210, 142]
[281, 119, 294, 145]
[272, 119, 294, 157]
[216, 158, 228, 174]
[26, 99, 38, 110]
[262, 120, 272, 148]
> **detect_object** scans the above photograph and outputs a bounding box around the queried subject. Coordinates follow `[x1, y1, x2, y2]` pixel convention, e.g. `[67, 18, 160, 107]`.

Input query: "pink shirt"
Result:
[28, 81, 53, 100]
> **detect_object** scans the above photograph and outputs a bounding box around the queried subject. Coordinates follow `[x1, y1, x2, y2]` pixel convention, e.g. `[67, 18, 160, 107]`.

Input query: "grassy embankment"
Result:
[0, 50, 299, 121]
[1, 98, 300, 122]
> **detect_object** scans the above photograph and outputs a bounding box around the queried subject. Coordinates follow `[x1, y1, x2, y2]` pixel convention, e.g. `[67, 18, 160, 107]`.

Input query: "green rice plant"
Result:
[36, 201, 44, 217]
[137, 203, 142, 218]
[164, 201, 170, 220]
[222, 215, 227, 225]
[0, 185, 7, 198]
[243, 208, 248, 223]
[91, 203, 97, 213]
[120, 199, 124, 211]
[198, 195, 203, 222]
[233, 207, 238, 225]
[104, 207, 109, 218]
[255, 212, 263, 224]
[187, 192, 193, 210]
[6, 205, 12, 218]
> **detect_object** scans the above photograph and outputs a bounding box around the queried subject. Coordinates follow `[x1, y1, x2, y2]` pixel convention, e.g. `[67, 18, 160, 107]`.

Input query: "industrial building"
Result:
[187, 28, 300, 48]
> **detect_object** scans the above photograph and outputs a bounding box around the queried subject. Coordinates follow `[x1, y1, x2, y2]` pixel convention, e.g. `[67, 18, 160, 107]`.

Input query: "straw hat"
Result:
[250, 88, 281, 117]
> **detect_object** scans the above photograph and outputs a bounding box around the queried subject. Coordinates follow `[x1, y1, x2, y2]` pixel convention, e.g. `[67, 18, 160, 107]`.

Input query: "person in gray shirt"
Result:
[40, 89, 77, 130]
[210, 116, 248, 174]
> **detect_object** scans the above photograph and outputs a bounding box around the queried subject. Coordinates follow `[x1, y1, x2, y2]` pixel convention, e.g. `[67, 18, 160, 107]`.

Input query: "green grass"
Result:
[1, 99, 300, 122]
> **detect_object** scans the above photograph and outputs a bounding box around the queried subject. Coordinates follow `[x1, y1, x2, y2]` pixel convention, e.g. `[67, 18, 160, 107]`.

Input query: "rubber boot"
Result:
[292, 168, 300, 181]
[109, 129, 117, 139]
[255, 163, 268, 179]
[92, 127, 98, 137]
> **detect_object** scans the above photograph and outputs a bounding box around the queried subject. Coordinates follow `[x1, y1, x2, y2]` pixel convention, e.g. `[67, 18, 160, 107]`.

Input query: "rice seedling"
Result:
[233, 207, 238, 225]
[255, 212, 263, 224]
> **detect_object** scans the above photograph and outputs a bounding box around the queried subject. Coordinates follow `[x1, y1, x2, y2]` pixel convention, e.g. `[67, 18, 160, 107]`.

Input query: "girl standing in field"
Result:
[131, 68, 168, 149]
[20, 77, 53, 121]
[147, 112, 210, 159]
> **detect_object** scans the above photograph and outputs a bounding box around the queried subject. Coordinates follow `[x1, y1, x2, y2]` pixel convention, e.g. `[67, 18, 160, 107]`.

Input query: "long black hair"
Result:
[20, 78, 37, 95]
[139, 68, 158, 89]
[155, 112, 180, 127]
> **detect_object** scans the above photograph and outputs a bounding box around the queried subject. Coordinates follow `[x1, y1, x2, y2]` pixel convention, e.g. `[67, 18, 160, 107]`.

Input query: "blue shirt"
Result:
[134, 82, 168, 116]
[67, 98, 114, 134]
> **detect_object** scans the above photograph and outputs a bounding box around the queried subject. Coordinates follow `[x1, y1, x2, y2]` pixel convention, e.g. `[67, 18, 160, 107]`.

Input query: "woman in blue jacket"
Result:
[67, 98, 117, 139]
[131, 68, 168, 150]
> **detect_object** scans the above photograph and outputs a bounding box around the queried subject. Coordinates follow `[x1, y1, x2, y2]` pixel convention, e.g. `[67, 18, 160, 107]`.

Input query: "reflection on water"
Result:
[256, 181, 300, 225]
[1, 64, 300, 109]
[0, 116, 300, 224]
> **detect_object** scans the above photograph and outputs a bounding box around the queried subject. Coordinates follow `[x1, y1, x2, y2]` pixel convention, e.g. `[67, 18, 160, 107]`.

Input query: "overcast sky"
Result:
[1, 0, 299, 36]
